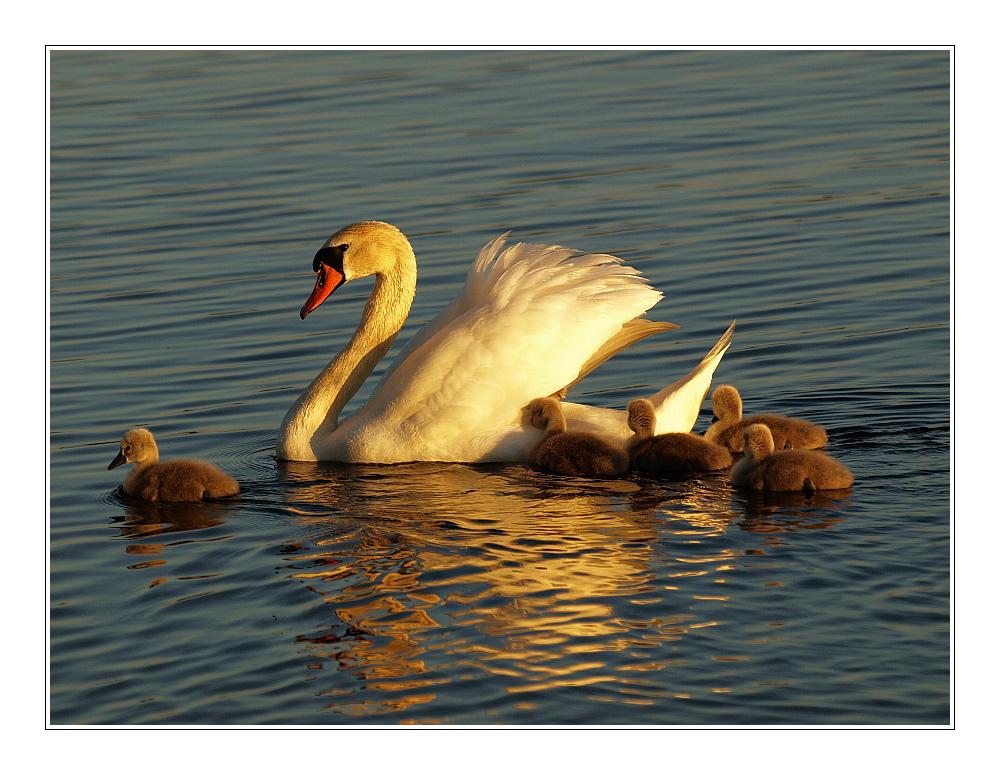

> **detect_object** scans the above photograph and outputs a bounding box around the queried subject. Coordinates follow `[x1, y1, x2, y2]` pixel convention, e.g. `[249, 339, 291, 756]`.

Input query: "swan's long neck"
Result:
[277, 256, 416, 460]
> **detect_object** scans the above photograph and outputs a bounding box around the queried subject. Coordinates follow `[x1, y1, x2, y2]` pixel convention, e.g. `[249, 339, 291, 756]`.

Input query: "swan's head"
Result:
[626, 398, 656, 438]
[300, 221, 413, 319]
[108, 427, 158, 470]
[711, 384, 743, 424]
[742, 423, 775, 461]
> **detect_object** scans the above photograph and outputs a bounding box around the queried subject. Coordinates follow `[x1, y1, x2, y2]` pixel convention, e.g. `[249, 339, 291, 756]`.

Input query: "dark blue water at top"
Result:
[49, 50, 950, 725]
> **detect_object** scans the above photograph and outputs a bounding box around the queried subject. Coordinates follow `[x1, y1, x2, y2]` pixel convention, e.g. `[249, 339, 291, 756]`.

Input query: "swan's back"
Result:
[731, 424, 851, 491]
[533, 433, 630, 477]
[709, 413, 828, 453]
[333, 238, 666, 462]
[629, 433, 733, 474]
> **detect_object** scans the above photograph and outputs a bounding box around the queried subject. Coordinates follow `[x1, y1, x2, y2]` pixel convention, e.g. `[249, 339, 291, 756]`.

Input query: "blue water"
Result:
[49, 49, 950, 726]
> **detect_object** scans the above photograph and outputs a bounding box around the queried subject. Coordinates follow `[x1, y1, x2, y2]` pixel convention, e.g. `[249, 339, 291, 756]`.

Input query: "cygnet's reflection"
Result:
[733, 487, 853, 533]
[108, 491, 236, 539]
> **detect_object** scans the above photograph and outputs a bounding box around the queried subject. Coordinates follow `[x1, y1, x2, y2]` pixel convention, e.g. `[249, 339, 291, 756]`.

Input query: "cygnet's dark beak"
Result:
[108, 452, 127, 470]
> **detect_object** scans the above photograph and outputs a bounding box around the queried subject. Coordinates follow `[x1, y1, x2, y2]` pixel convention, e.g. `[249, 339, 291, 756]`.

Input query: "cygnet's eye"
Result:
[125, 445, 132, 452]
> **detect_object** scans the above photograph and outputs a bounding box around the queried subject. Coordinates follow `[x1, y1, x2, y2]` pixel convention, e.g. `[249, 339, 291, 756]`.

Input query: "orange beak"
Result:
[300, 263, 346, 319]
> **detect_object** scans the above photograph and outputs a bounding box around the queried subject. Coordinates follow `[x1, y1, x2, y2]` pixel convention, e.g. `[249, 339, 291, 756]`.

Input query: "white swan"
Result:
[277, 221, 734, 463]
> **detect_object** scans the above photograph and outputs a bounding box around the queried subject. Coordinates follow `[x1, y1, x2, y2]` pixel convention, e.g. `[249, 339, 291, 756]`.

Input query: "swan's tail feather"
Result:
[464, 232, 512, 302]
[552, 319, 680, 398]
[647, 321, 736, 433]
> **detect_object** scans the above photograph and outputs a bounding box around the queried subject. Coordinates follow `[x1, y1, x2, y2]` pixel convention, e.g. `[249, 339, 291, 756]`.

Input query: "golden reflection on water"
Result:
[274, 462, 785, 717]
[103, 462, 853, 720]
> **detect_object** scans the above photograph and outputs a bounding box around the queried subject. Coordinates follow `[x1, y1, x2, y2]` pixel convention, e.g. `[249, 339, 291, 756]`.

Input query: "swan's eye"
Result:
[312, 243, 348, 273]
[124, 445, 131, 452]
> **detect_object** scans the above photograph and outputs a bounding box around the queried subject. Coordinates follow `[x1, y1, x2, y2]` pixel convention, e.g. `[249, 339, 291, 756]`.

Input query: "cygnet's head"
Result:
[627, 398, 657, 438]
[524, 397, 562, 430]
[108, 427, 158, 470]
[712, 385, 743, 422]
[742, 423, 776, 461]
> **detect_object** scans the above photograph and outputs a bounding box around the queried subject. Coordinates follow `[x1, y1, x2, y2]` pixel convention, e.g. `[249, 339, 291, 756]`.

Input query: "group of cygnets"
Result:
[108, 384, 851, 502]
[527, 384, 853, 493]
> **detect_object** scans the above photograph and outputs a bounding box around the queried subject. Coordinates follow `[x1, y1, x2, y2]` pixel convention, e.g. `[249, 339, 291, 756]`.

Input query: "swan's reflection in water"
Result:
[275, 461, 853, 718]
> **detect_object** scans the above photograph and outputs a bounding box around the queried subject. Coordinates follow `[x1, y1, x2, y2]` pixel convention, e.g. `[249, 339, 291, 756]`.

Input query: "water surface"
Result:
[50, 50, 950, 725]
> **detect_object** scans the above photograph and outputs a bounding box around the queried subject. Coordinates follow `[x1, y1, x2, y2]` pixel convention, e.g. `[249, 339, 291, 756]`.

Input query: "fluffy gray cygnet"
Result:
[730, 423, 852, 492]
[705, 384, 828, 453]
[108, 427, 240, 502]
[626, 398, 732, 474]
[526, 397, 629, 477]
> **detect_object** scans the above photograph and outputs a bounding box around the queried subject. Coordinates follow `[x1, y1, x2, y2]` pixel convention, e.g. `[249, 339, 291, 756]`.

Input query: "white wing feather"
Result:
[332, 237, 664, 461]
